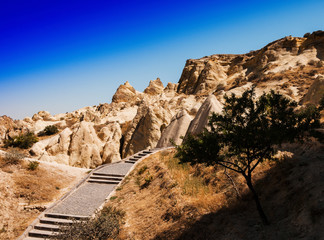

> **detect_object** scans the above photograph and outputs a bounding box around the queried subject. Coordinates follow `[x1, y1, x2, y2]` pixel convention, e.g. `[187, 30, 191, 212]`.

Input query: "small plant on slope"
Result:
[175, 87, 321, 225]
[27, 160, 39, 171]
[38, 125, 59, 136]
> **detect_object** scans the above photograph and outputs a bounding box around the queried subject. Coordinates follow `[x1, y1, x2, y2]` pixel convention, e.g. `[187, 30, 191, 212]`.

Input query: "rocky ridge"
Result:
[0, 31, 323, 168]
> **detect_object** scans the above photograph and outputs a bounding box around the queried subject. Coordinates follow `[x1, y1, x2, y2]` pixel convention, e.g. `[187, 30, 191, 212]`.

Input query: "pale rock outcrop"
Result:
[157, 110, 192, 147]
[23, 117, 33, 124]
[69, 121, 103, 168]
[112, 81, 137, 103]
[99, 122, 122, 163]
[0, 116, 16, 144]
[177, 31, 324, 101]
[29, 134, 60, 156]
[122, 104, 172, 157]
[144, 78, 164, 95]
[186, 95, 223, 136]
[301, 76, 324, 105]
[46, 128, 73, 156]
[32, 111, 54, 121]
[39, 153, 70, 165]
[81, 110, 101, 123]
[122, 105, 149, 157]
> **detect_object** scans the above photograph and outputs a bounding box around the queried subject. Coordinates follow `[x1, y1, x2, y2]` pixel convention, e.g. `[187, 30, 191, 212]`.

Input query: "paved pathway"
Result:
[19, 149, 161, 240]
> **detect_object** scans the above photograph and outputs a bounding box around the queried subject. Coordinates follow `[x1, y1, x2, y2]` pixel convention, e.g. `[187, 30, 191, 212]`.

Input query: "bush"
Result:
[52, 206, 124, 240]
[4, 132, 38, 149]
[38, 125, 59, 136]
[3, 150, 25, 165]
[27, 160, 39, 171]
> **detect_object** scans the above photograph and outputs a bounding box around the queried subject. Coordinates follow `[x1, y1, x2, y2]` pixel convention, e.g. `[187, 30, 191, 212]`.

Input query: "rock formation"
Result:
[186, 95, 223, 136]
[112, 81, 137, 103]
[0, 31, 323, 168]
[157, 110, 192, 147]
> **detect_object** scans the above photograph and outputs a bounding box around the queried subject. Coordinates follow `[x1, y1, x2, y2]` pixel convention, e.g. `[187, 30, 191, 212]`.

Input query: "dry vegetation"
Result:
[0, 152, 87, 239]
[107, 141, 324, 240]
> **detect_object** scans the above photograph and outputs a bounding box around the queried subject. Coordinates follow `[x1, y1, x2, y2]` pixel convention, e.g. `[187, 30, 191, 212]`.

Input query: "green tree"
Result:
[175, 88, 320, 225]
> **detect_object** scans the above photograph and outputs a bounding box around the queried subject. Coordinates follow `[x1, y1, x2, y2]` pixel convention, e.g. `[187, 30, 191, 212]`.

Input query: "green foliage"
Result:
[3, 150, 25, 165]
[175, 88, 321, 225]
[53, 206, 124, 240]
[4, 132, 38, 149]
[38, 125, 59, 136]
[27, 160, 39, 171]
[176, 88, 320, 172]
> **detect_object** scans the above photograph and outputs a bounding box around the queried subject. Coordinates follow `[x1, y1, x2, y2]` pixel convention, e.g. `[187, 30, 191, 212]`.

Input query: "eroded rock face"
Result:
[301, 76, 324, 105]
[32, 111, 54, 121]
[100, 122, 122, 163]
[0, 116, 16, 145]
[112, 81, 137, 103]
[144, 78, 164, 95]
[186, 95, 223, 136]
[177, 31, 324, 101]
[1, 31, 322, 168]
[157, 110, 192, 147]
[122, 105, 172, 157]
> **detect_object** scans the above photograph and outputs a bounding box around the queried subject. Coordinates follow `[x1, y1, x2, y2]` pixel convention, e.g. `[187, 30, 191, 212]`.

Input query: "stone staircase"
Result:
[25, 213, 88, 239]
[19, 148, 166, 240]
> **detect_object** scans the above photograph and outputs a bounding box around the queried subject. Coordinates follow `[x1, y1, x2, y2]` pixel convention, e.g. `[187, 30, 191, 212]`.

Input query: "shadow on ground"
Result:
[153, 143, 324, 240]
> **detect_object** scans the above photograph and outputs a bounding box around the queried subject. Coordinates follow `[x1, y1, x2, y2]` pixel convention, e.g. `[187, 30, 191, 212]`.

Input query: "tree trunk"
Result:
[245, 178, 270, 225]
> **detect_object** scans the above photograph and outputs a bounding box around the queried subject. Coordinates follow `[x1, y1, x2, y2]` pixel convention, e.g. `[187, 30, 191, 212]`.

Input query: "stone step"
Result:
[132, 156, 142, 159]
[28, 229, 58, 238]
[142, 150, 152, 154]
[34, 223, 60, 232]
[88, 179, 120, 184]
[125, 160, 136, 164]
[89, 176, 122, 181]
[138, 153, 147, 156]
[23, 237, 44, 240]
[40, 217, 74, 225]
[128, 157, 139, 161]
[92, 172, 124, 178]
[44, 213, 89, 220]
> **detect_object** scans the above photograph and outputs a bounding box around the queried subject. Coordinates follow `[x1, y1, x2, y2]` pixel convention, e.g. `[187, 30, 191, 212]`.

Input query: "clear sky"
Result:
[1, 0, 323, 119]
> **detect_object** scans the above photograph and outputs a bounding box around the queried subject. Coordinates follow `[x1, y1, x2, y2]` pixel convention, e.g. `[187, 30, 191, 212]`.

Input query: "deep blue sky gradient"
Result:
[1, 0, 323, 119]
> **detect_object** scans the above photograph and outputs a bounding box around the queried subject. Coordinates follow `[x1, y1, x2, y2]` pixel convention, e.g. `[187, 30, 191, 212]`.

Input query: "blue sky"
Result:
[1, 0, 323, 119]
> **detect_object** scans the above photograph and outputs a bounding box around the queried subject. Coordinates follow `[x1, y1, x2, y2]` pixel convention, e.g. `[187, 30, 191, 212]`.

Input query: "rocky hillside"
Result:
[0, 31, 323, 168]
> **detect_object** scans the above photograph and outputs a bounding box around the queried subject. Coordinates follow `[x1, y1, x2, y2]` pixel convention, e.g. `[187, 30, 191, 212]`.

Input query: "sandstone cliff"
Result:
[0, 31, 323, 168]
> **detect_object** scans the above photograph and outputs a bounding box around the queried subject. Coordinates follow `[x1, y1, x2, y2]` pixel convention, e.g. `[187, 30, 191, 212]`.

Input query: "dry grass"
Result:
[108, 140, 324, 240]
[0, 155, 86, 239]
[107, 149, 251, 240]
